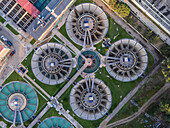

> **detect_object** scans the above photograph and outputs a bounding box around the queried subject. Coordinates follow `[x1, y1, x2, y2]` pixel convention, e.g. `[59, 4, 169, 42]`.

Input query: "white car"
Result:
[1, 35, 7, 42]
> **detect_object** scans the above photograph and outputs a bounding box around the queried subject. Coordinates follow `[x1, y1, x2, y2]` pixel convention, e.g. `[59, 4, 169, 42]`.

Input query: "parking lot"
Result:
[0, 24, 26, 84]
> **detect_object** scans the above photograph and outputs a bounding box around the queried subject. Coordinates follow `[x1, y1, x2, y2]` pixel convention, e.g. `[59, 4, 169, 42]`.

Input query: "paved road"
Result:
[0, 24, 26, 84]
[106, 82, 170, 128]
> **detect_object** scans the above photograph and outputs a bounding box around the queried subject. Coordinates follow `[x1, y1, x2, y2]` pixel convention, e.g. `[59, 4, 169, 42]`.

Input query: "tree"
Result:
[108, 0, 118, 8]
[160, 102, 170, 115]
[114, 3, 130, 18]
[160, 44, 170, 58]
[161, 59, 170, 83]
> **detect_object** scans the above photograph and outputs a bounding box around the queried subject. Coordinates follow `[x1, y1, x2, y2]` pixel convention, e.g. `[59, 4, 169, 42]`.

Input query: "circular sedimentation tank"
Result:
[66, 3, 108, 47]
[106, 39, 148, 82]
[31, 43, 73, 85]
[77, 50, 100, 74]
[70, 78, 112, 120]
[38, 117, 73, 128]
[0, 81, 38, 123]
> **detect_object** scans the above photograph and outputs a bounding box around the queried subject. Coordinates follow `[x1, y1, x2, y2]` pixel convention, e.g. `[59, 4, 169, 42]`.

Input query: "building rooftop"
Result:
[27, 0, 74, 40]
[15, 0, 40, 18]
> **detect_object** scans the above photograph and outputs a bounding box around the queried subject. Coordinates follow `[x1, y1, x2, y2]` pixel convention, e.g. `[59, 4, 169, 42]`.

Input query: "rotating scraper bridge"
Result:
[0, 2, 149, 128]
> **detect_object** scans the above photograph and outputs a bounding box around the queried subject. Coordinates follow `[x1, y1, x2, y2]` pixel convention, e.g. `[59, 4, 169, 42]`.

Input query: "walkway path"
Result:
[99, 60, 162, 127]
[55, 63, 88, 98]
[56, 103, 83, 128]
[54, 30, 81, 55]
[106, 82, 170, 128]
[27, 105, 51, 128]
[25, 74, 51, 99]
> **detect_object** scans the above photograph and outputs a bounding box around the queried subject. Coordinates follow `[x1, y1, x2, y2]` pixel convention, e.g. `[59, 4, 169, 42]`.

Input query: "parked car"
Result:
[19, 67, 26, 73]
[10, 50, 15, 56]
[7, 40, 12, 46]
[1, 35, 7, 42]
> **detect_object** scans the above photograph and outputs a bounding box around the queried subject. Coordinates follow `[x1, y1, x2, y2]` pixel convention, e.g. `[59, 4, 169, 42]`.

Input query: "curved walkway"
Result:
[106, 82, 170, 128]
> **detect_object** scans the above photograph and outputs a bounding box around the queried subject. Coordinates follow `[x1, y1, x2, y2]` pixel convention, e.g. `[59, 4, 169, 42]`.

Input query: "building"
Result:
[0, 0, 39, 31]
[0, 40, 11, 68]
[27, 0, 76, 40]
[0, 0, 76, 41]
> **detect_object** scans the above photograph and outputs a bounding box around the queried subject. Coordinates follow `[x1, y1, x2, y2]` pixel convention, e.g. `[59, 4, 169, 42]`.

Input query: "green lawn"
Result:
[59, 24, 82, 50]
[107, 62, 162, 124]
[40, 108, 61, 121]
[0, 16, 6, 24]
[56, 1, 154, 127]
[30, 38, 36, 45]
[96, 15, 133, 55]
[49, 35, 76, 57]
[6, 24, 19, 35]
[32, 108, 61, 128]
[2, 71, 25, 86]
[74, 0, 93, 5]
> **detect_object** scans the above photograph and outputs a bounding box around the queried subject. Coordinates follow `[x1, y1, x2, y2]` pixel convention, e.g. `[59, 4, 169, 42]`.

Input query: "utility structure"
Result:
[0, 82, 38, 128]
[77, 50, 101, 74]
[66, 3, 108, 48]
[31, 43, 73, 85]
[70, 78, 112, 120]
[105, 39, 148, 82]
[38, 117, 73, 128]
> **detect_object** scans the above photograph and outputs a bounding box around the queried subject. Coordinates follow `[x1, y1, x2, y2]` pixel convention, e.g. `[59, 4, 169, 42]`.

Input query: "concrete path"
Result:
[106, 82, 170, 128]
[99, 59, 162, 128]
[55, 63, 88, 98]
[56, 103, 83, 128]
[27, 105, 51, 128]
[25, 74, 51, 99]
[54, 30, 81, 55]
[0, 121, 7, 128]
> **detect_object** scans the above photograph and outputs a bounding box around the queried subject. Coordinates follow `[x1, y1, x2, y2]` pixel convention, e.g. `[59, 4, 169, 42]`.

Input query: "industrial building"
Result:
[31, 43, 73, 85]
[66, 3, 108, 48]
[0, 0, 76, 40]
[0, 81, 38, 127]
[27, 0, 75, 40]
[38, 117, 73, 128]
[70, 78, 112, 120]
[105, 39, 148, 82]
[0, 0, 39, 30]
